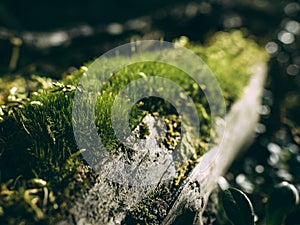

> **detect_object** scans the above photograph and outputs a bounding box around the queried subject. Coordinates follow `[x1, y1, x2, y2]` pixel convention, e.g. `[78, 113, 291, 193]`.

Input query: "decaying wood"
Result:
[58, 64, 267, 225]
[162, 64, 267, 225]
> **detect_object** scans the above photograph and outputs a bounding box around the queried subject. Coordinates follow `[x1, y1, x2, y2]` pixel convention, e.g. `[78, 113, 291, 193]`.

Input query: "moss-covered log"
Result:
[162, 64, 267, 225]
[0, 31, 268, 225]
[56, 63, 267, 225]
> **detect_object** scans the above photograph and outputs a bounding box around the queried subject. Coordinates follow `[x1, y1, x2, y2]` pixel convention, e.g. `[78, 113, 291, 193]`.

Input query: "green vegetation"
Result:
[221, 187, 255, 225]
[0, 31, 268, 224]
[220, 182, 299, 225]
[265, 182, 299, 225]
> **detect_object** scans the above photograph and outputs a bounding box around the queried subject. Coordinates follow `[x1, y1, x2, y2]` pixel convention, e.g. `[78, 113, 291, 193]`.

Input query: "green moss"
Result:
[0, 31, 268, 224]
[184, 31, 268, 105]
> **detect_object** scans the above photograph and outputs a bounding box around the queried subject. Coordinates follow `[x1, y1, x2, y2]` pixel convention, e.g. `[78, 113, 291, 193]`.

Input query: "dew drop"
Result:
[255, 165, 265, 174]
[255, 176, 265, 185]
[199, 2, 211, 14]
[278, 31, 295, 44]
[268, 154, 279, 166]
[223, 14, 242, 28]
[259, 105, 271, 116]
[236, 174, 254, 193]
[255, 123, 266, 134]
[265, 42, 278, 54]
[284, 2, 300, 16]
[287, 143, 299, 154]
[285, 20, 300, 34]
[277, 169, 293, 181]
[106, 23, 124, 35]
[287, 64, 299, 76]
[267, 142, 281, 154]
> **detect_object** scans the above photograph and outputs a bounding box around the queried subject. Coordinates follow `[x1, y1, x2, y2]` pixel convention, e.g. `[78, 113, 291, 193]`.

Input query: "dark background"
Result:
[0, 0, 281, 75]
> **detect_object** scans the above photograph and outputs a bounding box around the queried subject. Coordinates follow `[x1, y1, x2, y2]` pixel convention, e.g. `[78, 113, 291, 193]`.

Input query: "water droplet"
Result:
[259, 105, 271, 116]
[278, 31, 295, 44]
[255, 165, 265, 174]
[268, 153, 279, 166]
[287, 143, 299, 154]
[126, 19, 148, 30]
[223, 14, 242, 28]
[185, 3, 199, 17]
[285, 20, 300, 34]
[284, 2, 300, 16]
[267, 142, 281, 154]
[277, 169, 293, 181]
[199, 2, 211, 14]
[263, 89, 273, 105]
[287, 64, 299, 76]
[236, 174, 254, 193]
[255, 176, 265, 185]
[265, 42, 278, 54]
[47, 31, 69, 47]
[74, 25, 94, 36]
[106, 23, 124, 35]
[255, 123, 266, 134]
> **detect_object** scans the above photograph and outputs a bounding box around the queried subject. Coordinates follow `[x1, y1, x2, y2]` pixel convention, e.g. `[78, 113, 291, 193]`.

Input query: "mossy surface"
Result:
[0, 31, 268, 224]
